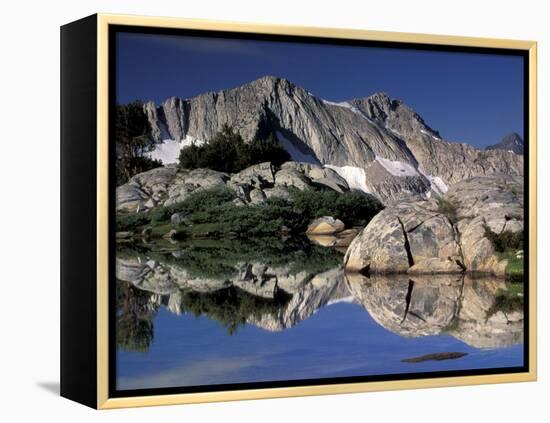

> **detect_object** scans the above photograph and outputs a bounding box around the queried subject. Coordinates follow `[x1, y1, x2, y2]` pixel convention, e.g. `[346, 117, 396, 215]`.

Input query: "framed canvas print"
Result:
[60, 14, 537, 409]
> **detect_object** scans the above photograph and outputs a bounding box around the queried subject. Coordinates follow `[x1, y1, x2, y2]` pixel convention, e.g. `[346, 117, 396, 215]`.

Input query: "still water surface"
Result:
[115, 239, 524, 391]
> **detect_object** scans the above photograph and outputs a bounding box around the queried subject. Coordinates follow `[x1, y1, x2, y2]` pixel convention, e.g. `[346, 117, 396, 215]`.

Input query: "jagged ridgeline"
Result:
[116, 75, 523, 202]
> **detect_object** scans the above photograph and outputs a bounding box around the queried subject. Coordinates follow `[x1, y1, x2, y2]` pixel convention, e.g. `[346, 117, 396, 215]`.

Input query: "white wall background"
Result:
[1, 0, 546, 420]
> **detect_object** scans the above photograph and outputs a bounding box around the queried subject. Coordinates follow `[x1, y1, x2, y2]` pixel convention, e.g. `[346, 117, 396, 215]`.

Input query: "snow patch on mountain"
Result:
[276, 131, 320, 164]
[325, 165, 370, 193]
[386, 127, 403, 137]
[375, 157, 419, 177]
[430, 176, 449, 193]
[321, 99, 376, 123]
[417, 166, 449, 194]
[321, 99, 348, 108]
[147, 134, 204, 164]
[147, 140, 180, 164]
[375, 156, 449, 194]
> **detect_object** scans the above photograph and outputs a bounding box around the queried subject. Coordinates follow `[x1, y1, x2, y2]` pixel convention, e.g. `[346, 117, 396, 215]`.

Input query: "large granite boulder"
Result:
[281, 162, 350, 193]
[115, 166, 231, 211]
[344, 175, 523, 276]
[116, 166, 178, 212]
[116, 184, 150, 213]
[164, 168, 229, 206]
[274, 167, 313, 190]
[228, 162, 275, 188]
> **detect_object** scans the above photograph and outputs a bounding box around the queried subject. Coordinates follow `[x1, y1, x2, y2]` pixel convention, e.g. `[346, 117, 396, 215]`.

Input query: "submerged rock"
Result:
[401, 352, 468, 363]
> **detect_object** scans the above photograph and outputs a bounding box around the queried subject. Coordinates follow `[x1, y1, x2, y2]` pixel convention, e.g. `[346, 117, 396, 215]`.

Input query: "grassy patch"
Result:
[496, 250, 524, 283]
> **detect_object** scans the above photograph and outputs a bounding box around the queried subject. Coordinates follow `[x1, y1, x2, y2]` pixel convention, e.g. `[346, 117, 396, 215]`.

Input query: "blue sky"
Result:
[116, 32, 524, 149]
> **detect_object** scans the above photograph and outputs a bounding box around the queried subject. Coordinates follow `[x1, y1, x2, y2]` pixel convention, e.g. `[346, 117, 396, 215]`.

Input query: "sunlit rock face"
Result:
[345, 273, 523, 349]
[134, 76, 523, 203]
[344, 174, 523, 276]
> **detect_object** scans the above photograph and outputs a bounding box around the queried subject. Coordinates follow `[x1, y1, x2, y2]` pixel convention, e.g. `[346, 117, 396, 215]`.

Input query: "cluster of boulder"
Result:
[344, 174, 524, 276]
[117, 160, 524, 279]
[116, 161, 352, 213]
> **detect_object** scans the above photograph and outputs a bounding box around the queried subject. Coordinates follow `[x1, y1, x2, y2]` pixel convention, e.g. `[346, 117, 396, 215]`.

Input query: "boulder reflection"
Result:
[116, 242, 523, 352]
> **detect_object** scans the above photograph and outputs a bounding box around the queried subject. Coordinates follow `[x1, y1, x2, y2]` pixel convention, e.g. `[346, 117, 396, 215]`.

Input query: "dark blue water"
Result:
[116, 301, 523, 390]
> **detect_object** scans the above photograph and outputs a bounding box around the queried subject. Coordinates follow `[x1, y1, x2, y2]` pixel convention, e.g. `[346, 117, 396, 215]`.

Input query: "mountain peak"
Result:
[348, 92, 441, 140]
[247, 75, 293, 88]
[486, 132, 524, 155]
[366, 91, 393, 103]
[254, 74, 282, 83]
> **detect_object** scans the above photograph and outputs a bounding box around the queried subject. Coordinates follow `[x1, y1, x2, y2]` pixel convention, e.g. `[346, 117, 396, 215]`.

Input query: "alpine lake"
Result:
[115, 234, 524, 391]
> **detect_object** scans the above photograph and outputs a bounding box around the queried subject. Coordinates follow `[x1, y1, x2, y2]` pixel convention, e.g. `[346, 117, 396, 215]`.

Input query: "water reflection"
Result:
[116, 240, 524, 354]
[346, 273, 524, 349]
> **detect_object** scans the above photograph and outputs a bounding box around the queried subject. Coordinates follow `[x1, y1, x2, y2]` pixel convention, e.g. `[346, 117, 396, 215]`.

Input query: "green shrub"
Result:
[289, 188, 383, 227]
[188, 200, 303, 236]
[116, 185, 384, 239]
[116, 213, 151, 231]
[484, 226, 524, 253]
[179, 125, 290, 173]
[150, 186, 237, 224]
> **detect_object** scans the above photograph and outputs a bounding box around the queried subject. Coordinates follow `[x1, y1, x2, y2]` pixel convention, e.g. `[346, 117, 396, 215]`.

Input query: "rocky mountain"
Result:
[137, 75, 523, 202]
[486, 132, 524, 155]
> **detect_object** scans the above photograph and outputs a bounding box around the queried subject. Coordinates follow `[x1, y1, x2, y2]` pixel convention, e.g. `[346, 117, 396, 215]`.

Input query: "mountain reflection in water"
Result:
[115, 239, 524, 390]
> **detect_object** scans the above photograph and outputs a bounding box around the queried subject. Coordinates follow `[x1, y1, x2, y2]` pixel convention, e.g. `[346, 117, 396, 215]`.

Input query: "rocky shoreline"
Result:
[117, 160, 523, 279]
[344, 174, 523, 277]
